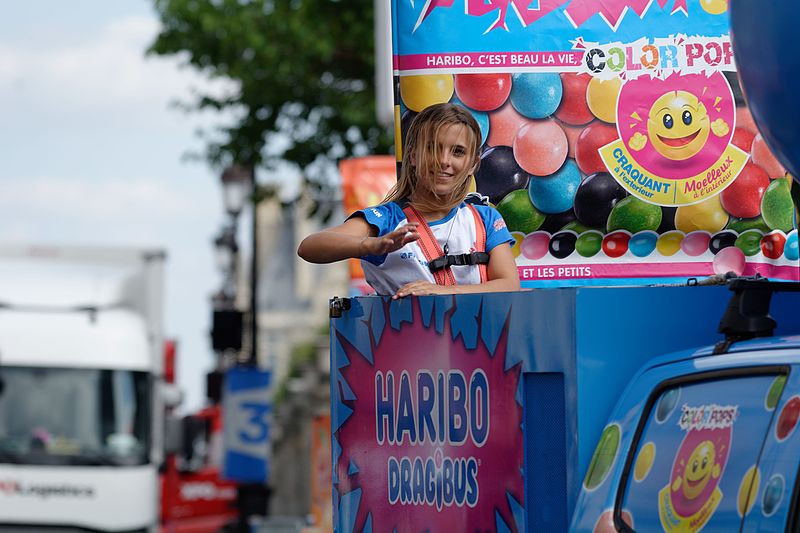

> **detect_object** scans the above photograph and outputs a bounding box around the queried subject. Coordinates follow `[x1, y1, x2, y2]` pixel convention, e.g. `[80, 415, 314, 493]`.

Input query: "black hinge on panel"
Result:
[329, 296, 351, 318]
[714, 276, 800, 354]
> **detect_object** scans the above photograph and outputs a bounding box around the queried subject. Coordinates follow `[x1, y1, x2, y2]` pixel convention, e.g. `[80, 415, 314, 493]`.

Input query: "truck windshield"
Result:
[0, 366, 150, 466]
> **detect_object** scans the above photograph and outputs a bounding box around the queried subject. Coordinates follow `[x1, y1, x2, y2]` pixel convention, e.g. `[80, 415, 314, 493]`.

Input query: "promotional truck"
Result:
[0, 245, 171, 532]
[327, 280, 800, 532]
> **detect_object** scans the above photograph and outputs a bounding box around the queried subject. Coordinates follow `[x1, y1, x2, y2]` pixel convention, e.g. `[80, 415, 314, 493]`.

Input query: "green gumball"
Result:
[576, 231, 603, 257]
[497, 189, 546, 234]
[735, 229, 764, 256]
[761, 179, 795, 232]
[607, 197, 662, 233]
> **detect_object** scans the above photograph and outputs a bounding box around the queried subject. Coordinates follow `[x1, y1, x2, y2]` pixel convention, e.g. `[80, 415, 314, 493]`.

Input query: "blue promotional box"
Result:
[329, 286, 800, 532]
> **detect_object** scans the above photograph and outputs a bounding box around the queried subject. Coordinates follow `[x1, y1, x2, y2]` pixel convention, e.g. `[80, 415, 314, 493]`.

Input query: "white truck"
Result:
[0, 245, 175, 532]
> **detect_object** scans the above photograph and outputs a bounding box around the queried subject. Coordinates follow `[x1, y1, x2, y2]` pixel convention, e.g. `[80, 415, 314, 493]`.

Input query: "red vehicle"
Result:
[160, 405, 239, 533]
[160, 342, 239, 533]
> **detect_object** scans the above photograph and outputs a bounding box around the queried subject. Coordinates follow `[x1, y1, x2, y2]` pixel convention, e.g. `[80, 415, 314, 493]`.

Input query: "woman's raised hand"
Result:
[361, 223, 420, 256]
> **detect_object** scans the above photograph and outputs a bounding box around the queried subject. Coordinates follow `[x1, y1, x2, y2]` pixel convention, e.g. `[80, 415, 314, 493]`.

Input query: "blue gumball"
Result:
[629, 231, 658, 257]
[528, 160, 581, 214]
[762, 475, 784, 516]
[655, 387, 680, 423]
[732, 1, 800, 187]
[785, 230, 799, 260]
[510, 73, 563, 119]
[452, 97, 489, 146]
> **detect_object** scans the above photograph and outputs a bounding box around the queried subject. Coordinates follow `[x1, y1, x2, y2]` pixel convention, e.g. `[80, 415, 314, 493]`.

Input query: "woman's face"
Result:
[415, 123, 475, 197]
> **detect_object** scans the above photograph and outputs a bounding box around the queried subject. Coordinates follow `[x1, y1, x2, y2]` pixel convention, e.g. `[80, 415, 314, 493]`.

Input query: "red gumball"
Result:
[752, 133, 787, 178]
[602, 231, 630, 258]
[576, 122, 618, 175]
[488, 101, 529, 147]
[777, 396, 800, 441]
[555, 73, 593, 126]
[719, 161, 769, 218]
[761, 231, 787, 259]
[454, 73, 512, 112]
[512, 120, 568, 176]
[731, 127, 755, 153]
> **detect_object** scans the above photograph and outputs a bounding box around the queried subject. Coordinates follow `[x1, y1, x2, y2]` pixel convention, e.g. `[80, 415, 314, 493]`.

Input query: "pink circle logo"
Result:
[616, 72, 735, 180]
[668, 426, 731, 517]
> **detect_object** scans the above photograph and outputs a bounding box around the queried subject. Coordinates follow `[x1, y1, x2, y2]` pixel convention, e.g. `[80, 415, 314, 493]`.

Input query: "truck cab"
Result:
[572, 282, 800, 532]
[0, 246, 166, 532]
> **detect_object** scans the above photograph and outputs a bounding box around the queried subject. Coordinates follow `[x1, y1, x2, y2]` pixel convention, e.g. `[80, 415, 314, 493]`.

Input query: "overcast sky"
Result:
[0, 1, 236, 411]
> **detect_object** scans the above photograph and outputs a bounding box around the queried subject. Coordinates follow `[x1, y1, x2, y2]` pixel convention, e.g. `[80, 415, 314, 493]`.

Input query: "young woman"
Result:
[297, 103, 520, 298]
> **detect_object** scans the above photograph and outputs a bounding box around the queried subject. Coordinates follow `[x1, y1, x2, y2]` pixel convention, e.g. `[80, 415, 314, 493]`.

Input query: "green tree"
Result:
[149, 0, 392, 203]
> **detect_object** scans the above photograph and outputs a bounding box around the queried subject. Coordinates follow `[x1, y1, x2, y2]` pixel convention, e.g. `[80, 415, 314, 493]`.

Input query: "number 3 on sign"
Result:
[239, 402, 271, 444]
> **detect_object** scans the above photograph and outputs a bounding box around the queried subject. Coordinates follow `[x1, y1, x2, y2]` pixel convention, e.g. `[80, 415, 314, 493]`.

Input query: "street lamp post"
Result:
[220, 164, 258, 366]
[219, 164, 269, 529]
[213, 226, 239, 299]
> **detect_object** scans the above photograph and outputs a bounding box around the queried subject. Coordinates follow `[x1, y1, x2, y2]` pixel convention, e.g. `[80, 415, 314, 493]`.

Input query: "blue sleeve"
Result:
[473, 205, 515, 252]
[346, 203, 406, 237]
[345, 203, 407, 266]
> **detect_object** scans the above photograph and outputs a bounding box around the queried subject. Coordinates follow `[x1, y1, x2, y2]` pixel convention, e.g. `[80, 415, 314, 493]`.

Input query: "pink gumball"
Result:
[680, 231, 711, 257]
[752, 134, 786, 178]
[713, 245, 746, 276]
[513, 120, 568, 176]
[736, 107, 758, 135]
[488, 101, 529, 147]
[562, 122, 584, 159]
[521, 231, 551, 260]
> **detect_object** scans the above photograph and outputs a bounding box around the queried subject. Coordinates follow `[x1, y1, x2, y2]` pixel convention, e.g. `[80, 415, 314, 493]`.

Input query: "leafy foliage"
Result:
[149, 0, 392, 194]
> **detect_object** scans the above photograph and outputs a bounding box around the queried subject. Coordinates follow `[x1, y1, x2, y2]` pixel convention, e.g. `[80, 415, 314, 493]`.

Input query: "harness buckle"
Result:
[428, 256, 449, 273]
[428, 252, 490, 274]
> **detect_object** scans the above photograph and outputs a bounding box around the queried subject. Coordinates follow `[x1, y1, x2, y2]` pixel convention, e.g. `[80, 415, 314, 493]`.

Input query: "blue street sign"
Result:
[222, 366, 272, 483]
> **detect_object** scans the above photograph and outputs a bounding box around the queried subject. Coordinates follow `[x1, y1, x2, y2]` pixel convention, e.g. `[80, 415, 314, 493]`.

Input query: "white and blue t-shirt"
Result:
[351, 201, 514, 295]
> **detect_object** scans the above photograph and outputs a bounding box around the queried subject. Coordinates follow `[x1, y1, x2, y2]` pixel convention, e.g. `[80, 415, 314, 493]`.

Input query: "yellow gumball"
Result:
[675, 195, 730, 234]
[510, 231, 525, 258]
[634, 442, 656, 482]
[700, 0, 728, 15]
[657, 231, 684, 256]
[737, 465, 760, 517]
[467, 175, 477, 194]
[586, 76, 622, 124]
[399, 74, 454, 112]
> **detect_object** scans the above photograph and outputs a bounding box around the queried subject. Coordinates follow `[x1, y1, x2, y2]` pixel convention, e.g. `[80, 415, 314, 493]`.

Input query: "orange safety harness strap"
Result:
[401, 203, 489, 286]
[467, 204, 489, 283]
[402, 204, 457, 286]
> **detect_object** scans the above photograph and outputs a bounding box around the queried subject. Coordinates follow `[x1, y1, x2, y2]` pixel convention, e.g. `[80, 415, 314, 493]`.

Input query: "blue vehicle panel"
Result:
[571, 340, 800, 532]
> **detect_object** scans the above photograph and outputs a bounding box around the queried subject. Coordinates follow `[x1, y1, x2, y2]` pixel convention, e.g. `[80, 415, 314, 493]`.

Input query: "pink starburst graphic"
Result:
[334, 299, 523, 532]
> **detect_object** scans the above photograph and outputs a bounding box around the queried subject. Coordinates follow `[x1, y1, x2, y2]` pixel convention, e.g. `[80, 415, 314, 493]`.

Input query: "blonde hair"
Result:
[384, 103, 481, 213]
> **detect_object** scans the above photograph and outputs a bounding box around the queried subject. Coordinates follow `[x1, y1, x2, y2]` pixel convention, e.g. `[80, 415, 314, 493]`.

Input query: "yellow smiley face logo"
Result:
[672, 440, 721, 500]
[647, 90, 710, 161]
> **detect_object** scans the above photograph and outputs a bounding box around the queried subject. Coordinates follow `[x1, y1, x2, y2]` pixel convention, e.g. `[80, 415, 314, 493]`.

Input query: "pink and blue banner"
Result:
[391, 0, 800, 286]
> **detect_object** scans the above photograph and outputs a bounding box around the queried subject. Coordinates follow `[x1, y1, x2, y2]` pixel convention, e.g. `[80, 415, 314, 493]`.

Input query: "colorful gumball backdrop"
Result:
[394, 72, 799, 270]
